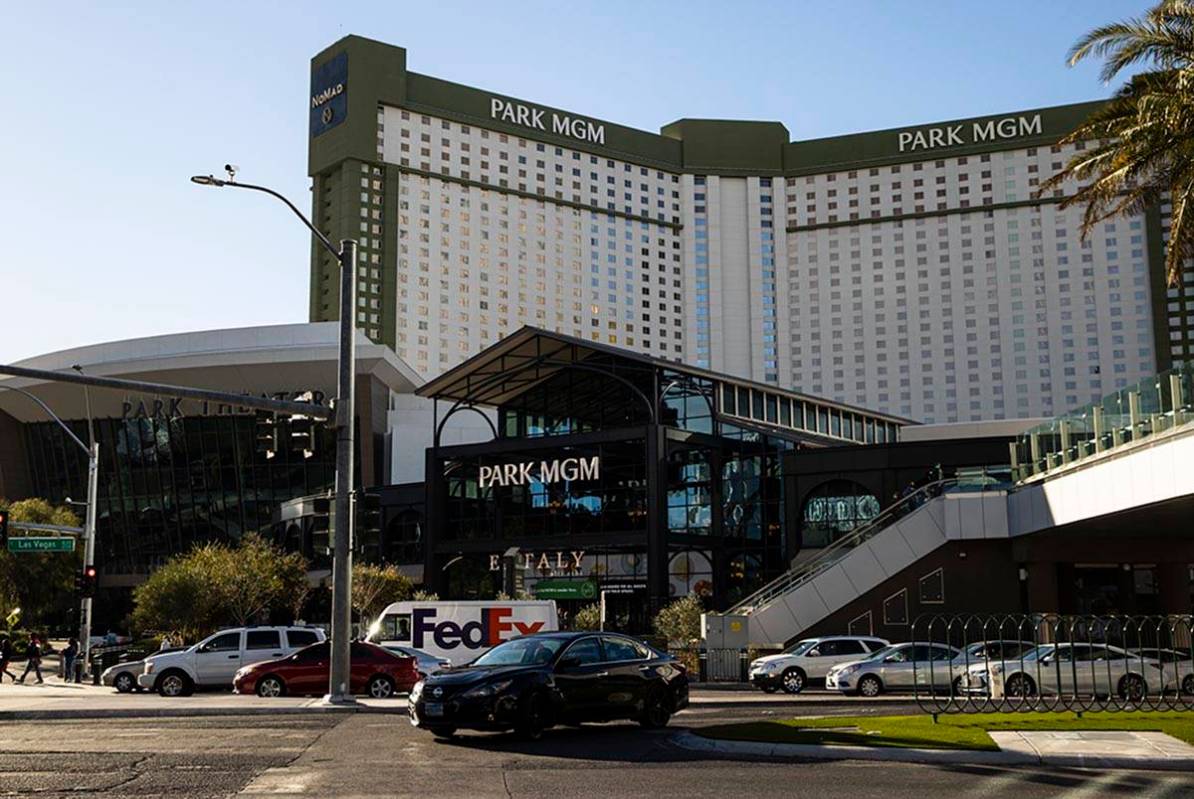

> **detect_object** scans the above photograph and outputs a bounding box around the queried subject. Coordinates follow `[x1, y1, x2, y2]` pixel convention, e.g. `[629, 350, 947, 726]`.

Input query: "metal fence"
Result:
[910, 613, 1194, 714]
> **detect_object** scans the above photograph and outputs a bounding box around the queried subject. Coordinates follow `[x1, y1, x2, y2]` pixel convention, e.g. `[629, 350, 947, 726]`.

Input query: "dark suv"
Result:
[408, 632, 689, 740]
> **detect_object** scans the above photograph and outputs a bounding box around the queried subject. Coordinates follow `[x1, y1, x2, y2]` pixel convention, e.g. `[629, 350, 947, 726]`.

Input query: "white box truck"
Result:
[364, 600, 559, 666]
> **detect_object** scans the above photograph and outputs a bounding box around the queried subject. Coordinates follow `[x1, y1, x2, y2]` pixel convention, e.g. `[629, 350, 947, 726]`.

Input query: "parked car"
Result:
[101, 648, 184, 693]
[381, 644, 451, 678]
[947, 640, 1036, 692]
[408, 632, 689, 740]
[138, 626, 326, 697]
[748, 636, 889, 694]
[1132, 648, 1194, 695]
[233, 641, 418, 698]
[965, 643, 1168, 700]
[825, 642, 961, 696]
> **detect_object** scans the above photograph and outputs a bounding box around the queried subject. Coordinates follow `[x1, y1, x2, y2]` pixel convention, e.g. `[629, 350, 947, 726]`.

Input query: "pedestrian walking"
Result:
[0, 634, 16, 682]
[61, 638, 79, 683]
[16, 635, 44, 684]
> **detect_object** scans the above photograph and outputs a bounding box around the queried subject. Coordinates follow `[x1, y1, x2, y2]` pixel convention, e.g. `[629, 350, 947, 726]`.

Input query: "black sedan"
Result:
[408, 631, 689, 740]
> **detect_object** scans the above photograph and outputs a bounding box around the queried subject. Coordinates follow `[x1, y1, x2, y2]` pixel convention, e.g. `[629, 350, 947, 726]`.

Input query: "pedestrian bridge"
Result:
[728, 385, 1194, 647]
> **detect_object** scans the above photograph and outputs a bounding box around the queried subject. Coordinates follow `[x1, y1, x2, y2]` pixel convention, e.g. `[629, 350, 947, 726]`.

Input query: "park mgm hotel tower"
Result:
[308, 36, 1194, 426]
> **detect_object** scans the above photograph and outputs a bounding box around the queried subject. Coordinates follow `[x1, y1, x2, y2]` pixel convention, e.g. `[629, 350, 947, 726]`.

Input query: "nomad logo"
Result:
[897, 114, 1042, 153]
[489, 98, 606, 145]
[311, 83, 343, 109]
[479, 456, 599, 488]
[412, 607, 545, 651]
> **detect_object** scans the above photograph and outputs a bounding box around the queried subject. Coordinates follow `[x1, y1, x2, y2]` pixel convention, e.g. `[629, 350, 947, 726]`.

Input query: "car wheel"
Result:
[517, 691, 552, 740]
[639, 687, 672, 729]
[256, 675, 285, 698]
[760, 685, 779, 694]
[1118, 673, 1147, 702]
[1182, 675, 1194, 696]
[427, 726, 457, 740]
[858, 675, 883, 698]
[156, 671, 192, 698]
[367, 675, 396, 699]
[780, 668, 806, 695]
[114, 672, 136, 693]
[1004, 673, 1036, 698]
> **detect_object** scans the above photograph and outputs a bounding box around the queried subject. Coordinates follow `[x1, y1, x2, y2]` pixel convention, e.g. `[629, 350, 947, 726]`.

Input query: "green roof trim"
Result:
[308, 36, 1107, 179]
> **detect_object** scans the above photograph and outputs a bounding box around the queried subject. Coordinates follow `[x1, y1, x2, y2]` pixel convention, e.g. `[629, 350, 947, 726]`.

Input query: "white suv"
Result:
[749, 636, 889, 694]
[138, 626, 326, 697]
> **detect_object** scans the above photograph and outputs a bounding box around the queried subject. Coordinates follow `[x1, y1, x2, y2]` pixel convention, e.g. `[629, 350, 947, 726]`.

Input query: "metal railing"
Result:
[1012, 364, 1194, 483]
[911, 613, 1194, 715]
[728, 473, 1011, 615]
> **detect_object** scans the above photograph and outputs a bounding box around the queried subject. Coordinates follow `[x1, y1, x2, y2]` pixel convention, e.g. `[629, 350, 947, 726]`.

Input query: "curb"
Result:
[669, 731, 1194, 771]
[0, 704, 409, 721]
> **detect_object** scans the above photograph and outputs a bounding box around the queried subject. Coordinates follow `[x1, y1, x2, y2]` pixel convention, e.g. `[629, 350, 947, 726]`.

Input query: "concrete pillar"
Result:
[1129, 390, 1142, 440]
[1092, 406, 1105, 453]
[1060, 420, 1072, 464]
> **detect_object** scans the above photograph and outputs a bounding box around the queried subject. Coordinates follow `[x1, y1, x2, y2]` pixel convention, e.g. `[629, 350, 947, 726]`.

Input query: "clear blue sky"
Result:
[0, 0, 1148, 363]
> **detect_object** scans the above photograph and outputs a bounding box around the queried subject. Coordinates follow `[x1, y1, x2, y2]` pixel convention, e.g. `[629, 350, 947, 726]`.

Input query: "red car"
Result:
[233, 641, 418, 699]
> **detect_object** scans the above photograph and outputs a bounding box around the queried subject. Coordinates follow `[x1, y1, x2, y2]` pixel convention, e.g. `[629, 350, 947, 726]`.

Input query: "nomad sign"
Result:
[8, 537, 76, 553]
[479, 455, 599, 489]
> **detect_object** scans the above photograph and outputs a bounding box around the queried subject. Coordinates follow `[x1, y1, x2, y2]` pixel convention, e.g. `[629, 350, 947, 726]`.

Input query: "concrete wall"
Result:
[388, 395, 496, 484]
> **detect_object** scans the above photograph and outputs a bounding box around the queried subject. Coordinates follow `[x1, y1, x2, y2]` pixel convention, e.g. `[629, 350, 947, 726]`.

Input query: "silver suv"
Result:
[749, 636, 889, 694]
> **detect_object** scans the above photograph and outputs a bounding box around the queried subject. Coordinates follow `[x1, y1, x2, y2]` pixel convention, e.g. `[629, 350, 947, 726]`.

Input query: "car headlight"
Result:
[462, 679, 513, 699]
[410, 680, 424, 700]
[839, 664, 861, 676]
[144, 662, 155, 675]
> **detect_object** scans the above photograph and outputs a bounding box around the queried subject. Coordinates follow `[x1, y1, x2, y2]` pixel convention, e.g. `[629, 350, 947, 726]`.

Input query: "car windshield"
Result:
[1020, 645, 1054, 661]
[783, 640, 818, 656]
[472, 637, 566, 667]
[861, 645, 896, 662]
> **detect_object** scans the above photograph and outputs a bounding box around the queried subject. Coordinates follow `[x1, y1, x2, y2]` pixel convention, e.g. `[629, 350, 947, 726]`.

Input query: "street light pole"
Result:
[0, 385, 98, 675]
[190, 169, 356, 705]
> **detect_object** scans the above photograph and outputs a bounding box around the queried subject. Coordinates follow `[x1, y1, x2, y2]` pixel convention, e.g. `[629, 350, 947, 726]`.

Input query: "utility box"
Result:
[701, 613, 749, 649]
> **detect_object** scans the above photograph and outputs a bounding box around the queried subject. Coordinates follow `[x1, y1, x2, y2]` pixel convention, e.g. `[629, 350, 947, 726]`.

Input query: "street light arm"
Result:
[0, 385, 89, 454]
[199, 177, 341, 259]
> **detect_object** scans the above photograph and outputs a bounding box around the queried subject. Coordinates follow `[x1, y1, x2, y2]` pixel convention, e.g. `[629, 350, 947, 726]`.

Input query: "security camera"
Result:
[224, 164, 239, 181]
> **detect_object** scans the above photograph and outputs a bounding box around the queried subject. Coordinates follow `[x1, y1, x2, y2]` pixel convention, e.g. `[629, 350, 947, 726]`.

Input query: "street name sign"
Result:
[7, 537, 76, 553]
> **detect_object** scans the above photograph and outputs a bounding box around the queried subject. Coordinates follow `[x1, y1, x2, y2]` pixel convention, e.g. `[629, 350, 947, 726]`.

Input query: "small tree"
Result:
[412, 589, 439, 601]
[572, 603, 602, 631]
[652, 595, 703, 646]
[0, 499, 81, 630]
[351, 564, 414, 625]
[132, 534, 309, 642]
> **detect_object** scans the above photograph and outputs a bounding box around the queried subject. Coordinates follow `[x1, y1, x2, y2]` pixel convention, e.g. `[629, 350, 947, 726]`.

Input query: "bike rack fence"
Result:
[911, 613, 1194, 715]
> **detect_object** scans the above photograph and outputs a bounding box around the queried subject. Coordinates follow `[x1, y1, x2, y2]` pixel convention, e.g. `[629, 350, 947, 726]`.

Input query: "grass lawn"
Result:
[697, 712, 1194, 752]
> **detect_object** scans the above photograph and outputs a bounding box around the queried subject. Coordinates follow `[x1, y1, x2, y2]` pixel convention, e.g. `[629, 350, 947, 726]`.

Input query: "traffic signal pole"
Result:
[79, 441, 99, 676]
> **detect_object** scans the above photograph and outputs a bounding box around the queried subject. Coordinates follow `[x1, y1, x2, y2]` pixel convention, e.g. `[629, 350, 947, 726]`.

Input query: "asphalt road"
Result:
[4, 711, 1194, 798]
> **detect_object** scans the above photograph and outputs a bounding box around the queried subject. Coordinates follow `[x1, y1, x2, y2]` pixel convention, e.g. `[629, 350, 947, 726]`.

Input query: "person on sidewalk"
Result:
[0, 634, 16, 682]
[16, 635, 44, 684]
[60, 638, 79, 683]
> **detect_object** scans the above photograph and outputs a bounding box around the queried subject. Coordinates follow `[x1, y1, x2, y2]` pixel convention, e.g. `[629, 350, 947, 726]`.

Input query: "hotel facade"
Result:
[309, 36, 1192, 425]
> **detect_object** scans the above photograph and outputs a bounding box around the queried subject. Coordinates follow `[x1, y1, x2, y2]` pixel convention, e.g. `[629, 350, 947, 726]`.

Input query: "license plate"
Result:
[424, 702, 444, 718]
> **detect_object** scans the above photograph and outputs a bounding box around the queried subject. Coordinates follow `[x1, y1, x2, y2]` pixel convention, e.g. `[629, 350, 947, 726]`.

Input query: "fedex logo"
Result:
[412, 607, 546, 651]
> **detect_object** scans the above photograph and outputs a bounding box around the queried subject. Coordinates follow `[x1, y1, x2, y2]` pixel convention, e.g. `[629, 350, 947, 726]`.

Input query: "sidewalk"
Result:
[671, 729, 1194, 771]
[0, 680, 899, 720]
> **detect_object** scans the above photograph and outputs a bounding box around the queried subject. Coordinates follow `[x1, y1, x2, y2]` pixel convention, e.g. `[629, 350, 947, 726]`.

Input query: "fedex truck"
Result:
[364, 600, 559, 666]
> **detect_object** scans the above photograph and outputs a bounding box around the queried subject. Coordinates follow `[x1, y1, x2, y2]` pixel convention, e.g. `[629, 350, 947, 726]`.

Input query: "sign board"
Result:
[532, 579, 598, 601]
[8, 537, 76, 553]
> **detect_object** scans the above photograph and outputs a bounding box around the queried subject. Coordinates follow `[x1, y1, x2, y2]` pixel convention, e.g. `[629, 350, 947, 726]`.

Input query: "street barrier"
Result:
[911, 613, 1194, 714]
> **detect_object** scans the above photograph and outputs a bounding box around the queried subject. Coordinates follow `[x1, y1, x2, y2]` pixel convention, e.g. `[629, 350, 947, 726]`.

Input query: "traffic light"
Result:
[288, 391, 317, 459]
[0, 508, 8, 549]
[355, 492, 382, 559]
[75, 565, 98, 597]
[310, 496, 331, 557]
[254, 411, 278, 460]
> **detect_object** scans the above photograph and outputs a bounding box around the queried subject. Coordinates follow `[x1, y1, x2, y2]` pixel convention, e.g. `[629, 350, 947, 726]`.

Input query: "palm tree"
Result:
[1039, 0, 1194, 287]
